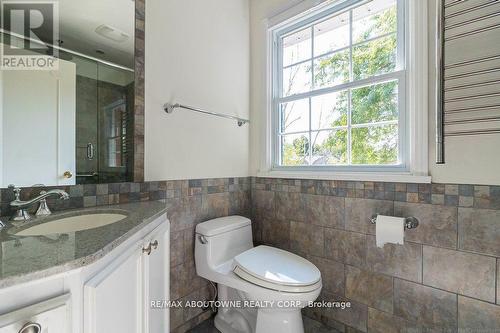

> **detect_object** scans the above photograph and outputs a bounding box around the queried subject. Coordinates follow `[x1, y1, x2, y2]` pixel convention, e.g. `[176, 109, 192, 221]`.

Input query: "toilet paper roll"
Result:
[375, 215, 405, 248]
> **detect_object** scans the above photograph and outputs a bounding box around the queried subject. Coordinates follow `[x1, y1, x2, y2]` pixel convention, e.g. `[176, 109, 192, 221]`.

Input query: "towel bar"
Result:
[164, 103, 249, 127]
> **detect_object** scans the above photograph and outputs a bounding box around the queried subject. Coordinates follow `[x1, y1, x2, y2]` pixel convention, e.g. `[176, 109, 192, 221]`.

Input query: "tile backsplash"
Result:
[0, 182, 166, 217]
[1, 176, 499, 332]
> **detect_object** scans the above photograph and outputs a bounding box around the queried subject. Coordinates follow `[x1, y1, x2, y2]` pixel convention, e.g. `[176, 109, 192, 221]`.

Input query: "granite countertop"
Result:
[0, 201, 167, 288]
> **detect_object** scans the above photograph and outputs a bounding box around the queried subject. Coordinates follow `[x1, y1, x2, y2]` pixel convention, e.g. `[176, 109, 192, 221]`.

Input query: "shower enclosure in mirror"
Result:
[0, 0, 136, 186]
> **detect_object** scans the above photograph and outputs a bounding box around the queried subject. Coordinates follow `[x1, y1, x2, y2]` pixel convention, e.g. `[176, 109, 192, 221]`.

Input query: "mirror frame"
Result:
[133, 0, 145, 182]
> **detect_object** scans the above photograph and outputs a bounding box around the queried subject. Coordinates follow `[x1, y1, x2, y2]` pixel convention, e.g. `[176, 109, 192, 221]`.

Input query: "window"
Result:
[271, 0, 409, 173]
[104, 99, 128, 168]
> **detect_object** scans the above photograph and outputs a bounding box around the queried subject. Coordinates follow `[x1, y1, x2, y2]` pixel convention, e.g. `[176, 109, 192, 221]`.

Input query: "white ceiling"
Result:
[36, 0, 135, 68]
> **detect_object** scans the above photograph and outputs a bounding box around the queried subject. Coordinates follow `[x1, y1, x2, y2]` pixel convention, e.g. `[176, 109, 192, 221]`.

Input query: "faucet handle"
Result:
[8, 185, 21, 200]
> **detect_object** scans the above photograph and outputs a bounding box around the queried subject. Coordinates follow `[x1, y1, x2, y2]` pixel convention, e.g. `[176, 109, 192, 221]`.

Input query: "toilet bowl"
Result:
[195, 216, 322, 333]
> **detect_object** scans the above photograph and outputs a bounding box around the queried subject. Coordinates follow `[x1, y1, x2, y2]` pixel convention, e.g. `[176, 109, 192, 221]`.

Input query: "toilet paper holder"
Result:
[370, 214, 419, 230]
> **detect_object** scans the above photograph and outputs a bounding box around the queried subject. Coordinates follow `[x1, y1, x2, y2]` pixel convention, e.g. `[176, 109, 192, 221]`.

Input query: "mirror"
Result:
[0, 0, 137, 187]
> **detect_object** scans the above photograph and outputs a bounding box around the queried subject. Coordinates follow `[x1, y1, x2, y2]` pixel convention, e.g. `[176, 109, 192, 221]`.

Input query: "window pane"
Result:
[280, 99, 309, 133]
[283, 28, 312, 67]
[314, 49, 350, 89]
[283, 62, 312, 97]
[275, 0, 403, 169]
[353, 34, 396, 81]
[351, 124, 398, 165]
[311, 130, 348, 165]
[311, 91, 348, 129]
[351, 80, 398, 124]
[281, 133, 310, 166]
[352, 0, 397, 43]
[313, 12, 349, 56]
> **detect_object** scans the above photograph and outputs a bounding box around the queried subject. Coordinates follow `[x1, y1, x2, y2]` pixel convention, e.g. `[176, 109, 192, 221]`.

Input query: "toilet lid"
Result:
[233, 246, 321, 292]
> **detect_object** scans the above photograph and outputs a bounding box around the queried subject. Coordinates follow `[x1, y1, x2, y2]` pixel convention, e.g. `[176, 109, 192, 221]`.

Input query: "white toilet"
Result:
[195, 216, 322, 333]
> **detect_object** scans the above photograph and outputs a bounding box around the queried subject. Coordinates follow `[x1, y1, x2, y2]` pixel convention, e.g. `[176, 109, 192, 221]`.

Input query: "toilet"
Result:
[195, 216, 322, 333]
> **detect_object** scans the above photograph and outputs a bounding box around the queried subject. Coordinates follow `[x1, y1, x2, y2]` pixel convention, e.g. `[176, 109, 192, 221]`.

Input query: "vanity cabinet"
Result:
[0, 215, 169, 333]
[83, 222, 169, 333]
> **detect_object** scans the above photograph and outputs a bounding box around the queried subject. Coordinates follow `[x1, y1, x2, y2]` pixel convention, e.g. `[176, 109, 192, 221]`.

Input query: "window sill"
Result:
[256, 170, 431, 184]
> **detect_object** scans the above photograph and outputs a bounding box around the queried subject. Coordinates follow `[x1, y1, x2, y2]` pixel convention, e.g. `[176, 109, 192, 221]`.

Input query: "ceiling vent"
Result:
[95, 24, 129, 42]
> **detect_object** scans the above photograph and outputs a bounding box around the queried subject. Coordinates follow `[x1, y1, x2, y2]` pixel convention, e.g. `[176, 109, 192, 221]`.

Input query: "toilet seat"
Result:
[233, 246, 322, 293]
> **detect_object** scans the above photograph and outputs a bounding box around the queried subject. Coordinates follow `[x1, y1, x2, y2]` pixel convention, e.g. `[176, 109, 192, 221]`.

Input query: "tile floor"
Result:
[187, 316, 341, 333]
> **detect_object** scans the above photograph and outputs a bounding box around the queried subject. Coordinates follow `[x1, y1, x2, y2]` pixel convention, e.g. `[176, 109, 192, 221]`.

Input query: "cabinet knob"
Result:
[18, 322, 41, 333]
[142, 241, 159, 255]
[63, 171, 73, 179]
[142, 243, 152, 255]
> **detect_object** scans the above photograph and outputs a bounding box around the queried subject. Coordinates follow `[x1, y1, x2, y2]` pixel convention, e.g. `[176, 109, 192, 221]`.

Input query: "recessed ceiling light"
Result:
[95, 24, 129, 42]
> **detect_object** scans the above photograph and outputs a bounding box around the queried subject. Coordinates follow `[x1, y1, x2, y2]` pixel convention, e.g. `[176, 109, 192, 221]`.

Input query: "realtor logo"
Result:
[1, 0, 59, 70]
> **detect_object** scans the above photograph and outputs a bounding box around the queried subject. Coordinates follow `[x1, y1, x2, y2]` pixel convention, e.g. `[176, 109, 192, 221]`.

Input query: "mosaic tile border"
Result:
[0, 177, 497, 215]
[133, 0, 145, 182]
[0, 178, 251, 217]
[252, 178, 500, 210]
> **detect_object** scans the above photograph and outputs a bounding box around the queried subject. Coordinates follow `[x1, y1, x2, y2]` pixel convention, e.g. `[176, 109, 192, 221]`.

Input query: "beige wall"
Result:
[249, 0, 500, 185]
[249, 0, 309, 176]
[144, 0, 250, 181]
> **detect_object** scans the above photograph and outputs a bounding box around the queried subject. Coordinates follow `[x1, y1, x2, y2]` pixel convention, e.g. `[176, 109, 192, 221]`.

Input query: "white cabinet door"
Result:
[83, 220, 169, 333]
[142, 223, 170, 333]
[84, 245, 143, 333]
[0, 295, 71, 333]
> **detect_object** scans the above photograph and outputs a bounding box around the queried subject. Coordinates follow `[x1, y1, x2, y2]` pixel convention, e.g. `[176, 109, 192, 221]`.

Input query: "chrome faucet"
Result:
[9, 185, 70, 221]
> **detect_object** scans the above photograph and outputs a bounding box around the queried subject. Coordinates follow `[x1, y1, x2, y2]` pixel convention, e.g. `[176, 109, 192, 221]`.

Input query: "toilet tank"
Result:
[195, 216, 253, 272]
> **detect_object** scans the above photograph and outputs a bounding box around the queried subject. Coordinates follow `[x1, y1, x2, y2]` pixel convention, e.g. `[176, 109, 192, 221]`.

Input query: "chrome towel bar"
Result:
[444, 0, 465, 8]
[436, 0, 446, 164]
[445, 79, 499, 92]
[445, 22, 500, 41]
[370, 215, 419, 230]
[445, 11, 500, 31]
[444, 67, 500, 81]
[445, 54, 500, 70]
[164, 103, 249, 127]
[445, 129, 500, 137]
[76, 172, 98, 178]
[436, 0, 500, 163]
[445, 1, 500, 19]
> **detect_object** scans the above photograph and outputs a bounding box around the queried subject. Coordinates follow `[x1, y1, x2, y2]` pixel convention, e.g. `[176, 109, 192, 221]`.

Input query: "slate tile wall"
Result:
[166, 178, 251, 333]
[1, 176, 499, 332]
[252, 177, 500, 333]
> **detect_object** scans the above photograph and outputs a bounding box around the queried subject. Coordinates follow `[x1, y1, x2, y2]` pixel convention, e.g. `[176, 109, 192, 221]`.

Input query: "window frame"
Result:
[263, 0, 429, 181]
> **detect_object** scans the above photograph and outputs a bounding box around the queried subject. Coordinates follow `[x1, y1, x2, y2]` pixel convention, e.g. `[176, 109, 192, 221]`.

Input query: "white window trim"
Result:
[259, 0, 430, 183]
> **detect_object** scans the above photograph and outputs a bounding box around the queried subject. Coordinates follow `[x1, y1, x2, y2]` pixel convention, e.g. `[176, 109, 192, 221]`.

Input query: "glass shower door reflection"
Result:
[75, 60, 135, 184]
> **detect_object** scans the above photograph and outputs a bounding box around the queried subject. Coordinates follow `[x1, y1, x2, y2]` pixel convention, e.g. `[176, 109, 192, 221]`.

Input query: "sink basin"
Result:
[14, 213, 128, 236]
